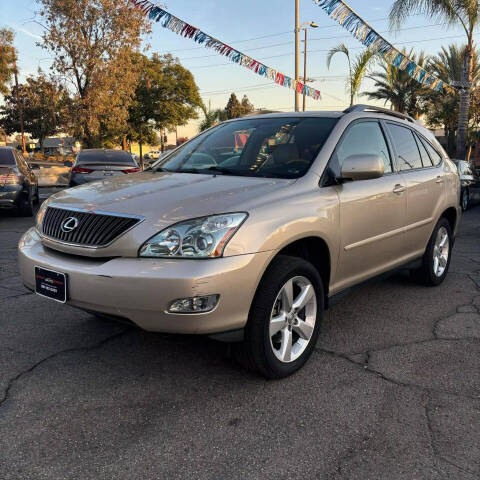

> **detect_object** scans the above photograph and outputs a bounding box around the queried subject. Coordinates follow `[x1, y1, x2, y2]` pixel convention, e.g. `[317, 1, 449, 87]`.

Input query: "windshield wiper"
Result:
[207, 166, 247, 176]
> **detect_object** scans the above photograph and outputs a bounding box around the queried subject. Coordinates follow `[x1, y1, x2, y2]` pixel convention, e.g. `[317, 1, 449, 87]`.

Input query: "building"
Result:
[39, 137, 80, 156]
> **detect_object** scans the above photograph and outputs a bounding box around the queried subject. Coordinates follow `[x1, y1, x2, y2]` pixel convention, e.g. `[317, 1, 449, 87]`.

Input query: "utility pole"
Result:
[13, 60, 26, 155]
[294, 0, 300, 112]
[303, 28, 308, 112]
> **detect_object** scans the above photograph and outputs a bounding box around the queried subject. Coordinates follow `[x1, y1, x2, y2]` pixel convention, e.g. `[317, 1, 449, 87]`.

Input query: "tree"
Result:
[38, 0, 149, 147]
[425, 44, 480, 156]
[364, 50, 428, 118]
[0, 28, 16, 95]
[225, 93, 244, 119]
[390, 0, 480, 158]
[241, 95, 254, 115]
[127, 53, 202, 160]
[199, 104, 224, 131]
[0, 73, 70, 147]
[326, 43, 374, 106]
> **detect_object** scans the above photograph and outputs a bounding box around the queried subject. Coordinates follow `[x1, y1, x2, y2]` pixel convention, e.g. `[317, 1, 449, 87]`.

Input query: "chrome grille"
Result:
[41, 207, 141, 247]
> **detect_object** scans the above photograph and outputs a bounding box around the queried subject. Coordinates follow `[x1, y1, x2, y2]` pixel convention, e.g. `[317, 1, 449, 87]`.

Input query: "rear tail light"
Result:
[0, 173, 19, 184]
[71, 166, 93, 174]
[122, 167, 141, 174]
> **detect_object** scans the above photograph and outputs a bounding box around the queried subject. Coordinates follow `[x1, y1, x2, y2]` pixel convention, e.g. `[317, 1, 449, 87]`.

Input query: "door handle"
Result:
[393, 184, 406, 194]
[436, 176, 444, 184]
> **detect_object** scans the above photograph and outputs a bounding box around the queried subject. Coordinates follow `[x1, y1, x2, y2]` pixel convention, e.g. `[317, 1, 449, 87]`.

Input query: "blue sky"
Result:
[0, 0, 469, 139]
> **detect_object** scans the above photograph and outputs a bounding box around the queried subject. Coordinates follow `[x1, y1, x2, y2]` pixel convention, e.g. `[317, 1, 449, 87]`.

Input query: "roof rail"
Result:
[343, 104, 415, 123]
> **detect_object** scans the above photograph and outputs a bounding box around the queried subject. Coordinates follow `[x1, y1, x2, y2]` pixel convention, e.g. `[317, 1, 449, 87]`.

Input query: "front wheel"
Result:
[411, 218, 453, 286]
[461, 188, 469, 212]
[233, 255, 323, 379]
[18, 189, 34, 217]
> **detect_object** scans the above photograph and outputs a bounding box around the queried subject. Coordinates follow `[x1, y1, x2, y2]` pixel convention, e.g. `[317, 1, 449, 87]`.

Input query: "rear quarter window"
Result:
[387, 123, 423, 170]
[418, 137, 443, 167]
[0, 149, 16, 166]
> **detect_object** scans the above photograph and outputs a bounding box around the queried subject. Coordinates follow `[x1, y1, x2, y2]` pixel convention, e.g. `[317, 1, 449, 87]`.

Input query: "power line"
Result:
[178, 22, 444, 61]
[158, 13, 427, 53]
[186, 32, 477, 69]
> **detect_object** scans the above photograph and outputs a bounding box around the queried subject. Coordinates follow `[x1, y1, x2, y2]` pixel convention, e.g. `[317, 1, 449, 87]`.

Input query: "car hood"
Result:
[47, 171, 294, 230]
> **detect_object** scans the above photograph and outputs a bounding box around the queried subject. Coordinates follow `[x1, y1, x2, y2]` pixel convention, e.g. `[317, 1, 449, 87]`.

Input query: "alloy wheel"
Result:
[269, 276, 317, 363]
[432, 226, 449, 278]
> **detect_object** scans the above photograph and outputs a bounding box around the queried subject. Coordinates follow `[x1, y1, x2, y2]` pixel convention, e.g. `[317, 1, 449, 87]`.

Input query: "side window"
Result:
[336, 121, 392, 174]
[414, 133, 433, 167]
[419, 137, 443, 166]
[388, 123, 423, 171]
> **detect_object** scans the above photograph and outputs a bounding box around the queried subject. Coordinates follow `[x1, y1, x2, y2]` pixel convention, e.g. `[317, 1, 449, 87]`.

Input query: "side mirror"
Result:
[341, 154, 385, 181]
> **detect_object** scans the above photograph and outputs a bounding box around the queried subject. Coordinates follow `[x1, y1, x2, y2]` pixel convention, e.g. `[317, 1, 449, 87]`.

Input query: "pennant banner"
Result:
[129, 0, 322, 100]
[313, 0, 448, 93]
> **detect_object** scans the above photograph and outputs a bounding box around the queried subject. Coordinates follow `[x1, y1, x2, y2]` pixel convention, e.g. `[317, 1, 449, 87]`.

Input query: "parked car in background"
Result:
[144, 150, 161, 160]
[0, 147, 39, 216]
[453, 159, 480, 211]
[20, 106, 460, 378]
[69, 149, 141, 187]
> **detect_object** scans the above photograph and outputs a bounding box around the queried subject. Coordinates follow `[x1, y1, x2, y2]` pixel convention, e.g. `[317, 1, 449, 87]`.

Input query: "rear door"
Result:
[332, 120, 408, 291]
[385, 123, 445, 258]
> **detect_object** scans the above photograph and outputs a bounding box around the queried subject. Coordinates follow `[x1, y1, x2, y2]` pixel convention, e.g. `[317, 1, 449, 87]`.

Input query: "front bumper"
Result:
[18, 228, 273, 334]
[0, 186, 22, 208]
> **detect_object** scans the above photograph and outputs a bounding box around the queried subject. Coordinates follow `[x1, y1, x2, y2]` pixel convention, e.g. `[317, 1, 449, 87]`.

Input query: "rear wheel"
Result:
[461, 188, 469, 212]
[233, 255, 323, 379]
[411, 218, 452, 286]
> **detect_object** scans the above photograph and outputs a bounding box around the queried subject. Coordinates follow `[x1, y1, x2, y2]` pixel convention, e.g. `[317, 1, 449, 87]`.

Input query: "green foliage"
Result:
[0, 73, 70, 147]
[127, 53, 202, 150]
[225, 93, 243, 119]
[38, 0, 149, 147]
[327, 44, 374, 106]
[0, 28, 16, 96]
[389, 0, 480, 157]
[364, 49, 429, 118]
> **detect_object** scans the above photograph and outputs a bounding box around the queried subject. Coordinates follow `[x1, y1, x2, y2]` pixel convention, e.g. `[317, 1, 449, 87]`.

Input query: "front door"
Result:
[332, 120, 407, 292]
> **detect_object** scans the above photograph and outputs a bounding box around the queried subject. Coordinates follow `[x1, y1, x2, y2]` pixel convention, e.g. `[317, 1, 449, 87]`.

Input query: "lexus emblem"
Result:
[61, 217, 79, 233]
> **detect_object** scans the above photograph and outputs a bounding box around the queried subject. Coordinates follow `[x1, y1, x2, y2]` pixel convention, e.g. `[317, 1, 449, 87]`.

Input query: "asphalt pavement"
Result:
[1, 191, 479, 480]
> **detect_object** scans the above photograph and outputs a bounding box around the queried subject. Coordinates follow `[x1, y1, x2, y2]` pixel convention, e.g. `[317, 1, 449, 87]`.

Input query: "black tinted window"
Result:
[0, 149, 16, 165]
[414, 133, 433, 167]
[388, 124, 423, 170]
[158, 117, 338, 179]
[336, 121, 392, 174]
[419, 137, 442, 166]
[77, 150, 136, 165]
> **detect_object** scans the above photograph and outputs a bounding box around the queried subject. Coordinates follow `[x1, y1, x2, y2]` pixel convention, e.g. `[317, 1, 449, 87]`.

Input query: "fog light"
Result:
[168, 295, 219, 314]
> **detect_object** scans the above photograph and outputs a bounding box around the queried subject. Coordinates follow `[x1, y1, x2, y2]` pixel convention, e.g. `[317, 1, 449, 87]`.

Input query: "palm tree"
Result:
[364, 50, 428, 118]
[326, 43, 374, 106]
[199, 104, 227, 132]
[427, 44, 480, 156]
[390, 0, 480, 158]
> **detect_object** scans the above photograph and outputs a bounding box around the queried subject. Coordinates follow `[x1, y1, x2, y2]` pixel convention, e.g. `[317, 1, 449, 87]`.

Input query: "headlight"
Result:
[35, 201, 48, 233]
[139, 213, 248, 258]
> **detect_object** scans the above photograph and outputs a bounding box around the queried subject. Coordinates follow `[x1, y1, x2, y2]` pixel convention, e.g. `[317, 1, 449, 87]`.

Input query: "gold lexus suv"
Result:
[19, 105, 460, 378]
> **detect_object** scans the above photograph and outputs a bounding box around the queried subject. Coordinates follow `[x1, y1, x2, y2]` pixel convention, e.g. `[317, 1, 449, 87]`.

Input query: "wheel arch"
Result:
[440, 206, 458, 236]
[270, 236, 331, 303]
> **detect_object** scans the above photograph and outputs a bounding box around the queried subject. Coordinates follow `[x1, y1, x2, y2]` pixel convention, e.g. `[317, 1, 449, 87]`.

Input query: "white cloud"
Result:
[12, 25, 42, 40]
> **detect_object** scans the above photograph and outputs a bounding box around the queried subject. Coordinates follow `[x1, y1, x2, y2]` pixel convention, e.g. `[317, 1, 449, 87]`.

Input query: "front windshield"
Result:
[155, 117, 338, 179]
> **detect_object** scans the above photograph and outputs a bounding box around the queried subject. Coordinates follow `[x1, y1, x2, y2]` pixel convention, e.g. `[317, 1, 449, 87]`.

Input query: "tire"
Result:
[461, 188, 469, 212]
[410, 218, 453, 286]
[233, 255, 324, 379]
[33, 185, 40, 205]
[18, 188, 34, 217]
